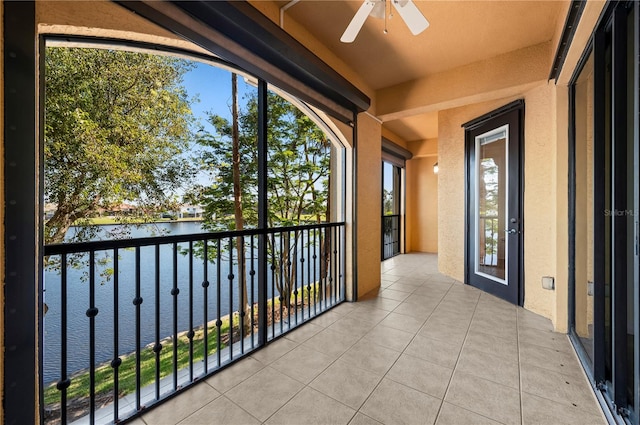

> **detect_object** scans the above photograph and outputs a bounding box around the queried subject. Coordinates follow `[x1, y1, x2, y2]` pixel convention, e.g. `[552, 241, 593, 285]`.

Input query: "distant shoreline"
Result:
[74, 217, 204, 226]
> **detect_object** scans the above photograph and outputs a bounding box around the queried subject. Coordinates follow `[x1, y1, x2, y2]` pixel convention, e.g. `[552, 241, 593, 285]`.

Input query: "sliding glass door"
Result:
[570, 1, 639, 420]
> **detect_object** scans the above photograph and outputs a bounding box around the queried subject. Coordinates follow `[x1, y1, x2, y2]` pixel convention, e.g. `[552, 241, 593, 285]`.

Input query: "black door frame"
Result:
[568, 1, 640, 422]
[3, 2, 40, 424]
[464, 100, 525, 306]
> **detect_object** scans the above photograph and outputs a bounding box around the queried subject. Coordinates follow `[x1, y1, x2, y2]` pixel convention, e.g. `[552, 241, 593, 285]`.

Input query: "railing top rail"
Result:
[44, 221, 345, 256]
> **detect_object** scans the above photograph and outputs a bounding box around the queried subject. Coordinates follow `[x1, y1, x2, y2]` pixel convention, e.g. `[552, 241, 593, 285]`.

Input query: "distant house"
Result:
[104, 203, 138, 217]
[179, 205, 204, 219]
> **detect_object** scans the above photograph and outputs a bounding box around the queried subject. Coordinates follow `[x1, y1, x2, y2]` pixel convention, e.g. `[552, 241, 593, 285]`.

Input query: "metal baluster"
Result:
[324, 226, 330, 308]
[188, 241, 194, 381]
[300, 230, 305, 324]
[172, 242, 179, 389]
[322, 227, 327, 311]
[228, 237, 234, 361]
[134, 247, 142, 411]
[293, 230, 298, 327]
[202, 240, 209, 374]
[286, 231, 292, 330]
[154, 245, 161, 400]
[216, 238, 222, 367]
[271, 232, 276, 340]
[112, 250, 121, 421]
[313, 228, 317, 316]
[239, 236, 245, 354]
[340, 226, 345, 301]
[250, 235, 255, 349]
[332, 226, 337, 306]
[279, 232, 284, 333]
[306, 228, 311, 320]
[88, 251, 98, 423]
[57, 253, 69, 424]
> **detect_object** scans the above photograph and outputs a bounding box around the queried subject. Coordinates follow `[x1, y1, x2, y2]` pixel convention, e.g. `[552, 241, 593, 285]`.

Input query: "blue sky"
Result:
[180, 61, 257, 189]
[183, 60, 390, 195]
[182, 62, 256, 134]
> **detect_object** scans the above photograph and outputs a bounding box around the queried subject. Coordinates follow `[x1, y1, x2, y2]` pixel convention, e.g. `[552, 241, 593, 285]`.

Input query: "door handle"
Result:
[505, 228, 518, 234]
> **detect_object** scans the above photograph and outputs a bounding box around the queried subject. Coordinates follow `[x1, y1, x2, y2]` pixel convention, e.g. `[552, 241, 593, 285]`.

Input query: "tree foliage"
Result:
[187, 86, 332, 306]
[44, 47, 195, 244]
[189, 89, 331, 230]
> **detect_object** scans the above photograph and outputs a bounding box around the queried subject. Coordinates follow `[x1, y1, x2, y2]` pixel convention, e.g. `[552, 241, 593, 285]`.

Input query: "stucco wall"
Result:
[356, 113, 382, 297]
[406, 153, 438, 253]
[36, 1, 214, 56]
[522, 83, 558, 321]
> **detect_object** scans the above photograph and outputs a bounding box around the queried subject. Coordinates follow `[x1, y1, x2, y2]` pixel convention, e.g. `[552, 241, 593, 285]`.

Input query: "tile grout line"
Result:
[203, 309, 342, 424]
[350, 270, 453, 422]
[432, 286, 482, 425]
[261, 304, 374, 424]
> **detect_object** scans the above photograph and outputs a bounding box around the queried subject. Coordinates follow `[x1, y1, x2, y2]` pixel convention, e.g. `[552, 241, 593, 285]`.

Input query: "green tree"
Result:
[383, 189, 394, 216]
[188, 84, 331, 309]
[44, 47, 195, 244]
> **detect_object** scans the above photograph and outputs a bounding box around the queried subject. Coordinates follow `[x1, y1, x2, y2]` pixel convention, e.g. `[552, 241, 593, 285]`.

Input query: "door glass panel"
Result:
[475, 126, 508, 283]
[625, 4, 636, 407]
[604, 31, 613, 384]
[574, 51, 595, 364]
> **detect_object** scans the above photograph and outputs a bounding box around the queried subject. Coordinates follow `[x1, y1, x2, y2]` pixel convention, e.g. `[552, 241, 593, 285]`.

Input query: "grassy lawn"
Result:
[44, 314, 237, 405]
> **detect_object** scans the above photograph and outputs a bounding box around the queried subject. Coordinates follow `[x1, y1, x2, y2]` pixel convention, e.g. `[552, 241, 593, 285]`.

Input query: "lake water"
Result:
[43, 221, 297, 385]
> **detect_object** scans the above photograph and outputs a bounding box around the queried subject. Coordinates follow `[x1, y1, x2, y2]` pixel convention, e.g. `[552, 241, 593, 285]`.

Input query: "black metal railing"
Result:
[478, 215, 499, 266]
[42, 222, 345, 424]
[382, 214, 401, 260]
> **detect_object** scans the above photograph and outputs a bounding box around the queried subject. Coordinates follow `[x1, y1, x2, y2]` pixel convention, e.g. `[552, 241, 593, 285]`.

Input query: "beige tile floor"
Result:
[132, 253, 607, 425]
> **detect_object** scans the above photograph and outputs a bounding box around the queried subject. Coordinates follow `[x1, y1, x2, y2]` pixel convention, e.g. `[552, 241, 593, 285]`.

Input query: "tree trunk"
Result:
[231, 73, 250, 333]
[318, 141, 331, 303]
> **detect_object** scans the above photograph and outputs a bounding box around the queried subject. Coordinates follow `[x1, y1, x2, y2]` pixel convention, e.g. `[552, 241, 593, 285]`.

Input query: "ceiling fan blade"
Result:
[341, 1, 376, 43]
[392, 0, 430, 35]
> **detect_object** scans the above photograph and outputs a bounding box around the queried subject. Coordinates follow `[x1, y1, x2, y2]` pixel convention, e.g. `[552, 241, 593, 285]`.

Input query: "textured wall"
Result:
[406, 154, 438, 253]
[522, 84, 557, 321]
[36, 0, 209, 54]
[356, 114, 382, 297]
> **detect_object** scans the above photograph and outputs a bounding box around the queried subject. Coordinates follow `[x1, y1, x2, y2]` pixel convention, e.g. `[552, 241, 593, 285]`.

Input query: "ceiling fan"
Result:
[341, 0, 430, 43]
